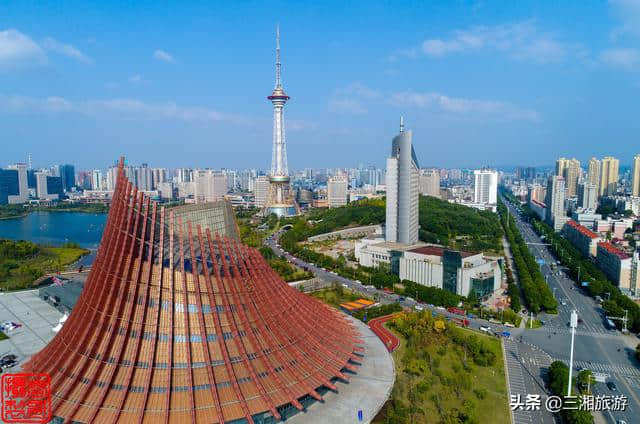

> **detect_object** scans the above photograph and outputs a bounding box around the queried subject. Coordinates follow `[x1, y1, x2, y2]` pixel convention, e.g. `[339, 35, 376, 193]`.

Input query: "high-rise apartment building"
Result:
[91, 169, 103, 190]
[556, 157, 580, 197]
[578, 183, 598, 210]
[386, 118, 419, 244]
[555, 158, 569, 177]
[473, 169, 498, 205]
[254, 175, 270, 208]
[193, 170, 227, 204]
[599, 156, 619, 197]
[151, 168, 167, 190]
[545, 175, 567, 231]
[632, 154, 640, 197]
[327, 174, 348, 208]
[419, 169, 440, 198]
[588, 157, 601, 188]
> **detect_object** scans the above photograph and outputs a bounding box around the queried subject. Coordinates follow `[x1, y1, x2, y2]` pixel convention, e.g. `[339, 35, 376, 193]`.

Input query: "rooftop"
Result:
[566, 220, 599, 239]
[531, 199, 546, 208]
[597, 241, 631, 259]
[408, 245, 476, 258]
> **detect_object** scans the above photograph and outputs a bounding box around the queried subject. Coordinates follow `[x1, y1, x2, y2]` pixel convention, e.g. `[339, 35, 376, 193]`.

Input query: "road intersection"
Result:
[504, 199, 640, 424]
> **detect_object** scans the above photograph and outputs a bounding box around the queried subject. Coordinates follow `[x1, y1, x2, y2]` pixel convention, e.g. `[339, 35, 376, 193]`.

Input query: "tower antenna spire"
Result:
[400, 116, 405, 133]
[275, 24, 281, 88]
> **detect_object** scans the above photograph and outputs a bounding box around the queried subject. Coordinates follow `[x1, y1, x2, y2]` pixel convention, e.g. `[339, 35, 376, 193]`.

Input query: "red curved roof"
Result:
[23, 158, 362, 423]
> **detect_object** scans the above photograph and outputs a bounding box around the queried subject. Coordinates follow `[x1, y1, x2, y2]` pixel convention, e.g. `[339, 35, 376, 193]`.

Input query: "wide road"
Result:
[502, 197, 640, 424]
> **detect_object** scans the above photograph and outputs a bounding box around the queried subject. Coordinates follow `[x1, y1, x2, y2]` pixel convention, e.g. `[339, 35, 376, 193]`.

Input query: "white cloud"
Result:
[0, 94, 250, 126]
[609, 0, 640, 39]
[600, 47, 640, 68]
[153, 49, 174, 63]
[390, 90, 540, 122]
[0, 29, 47, 70]
[329, 82, 380, 114]
[329, 98, 368, 114]
[406, 21, 579, 64]
[42, 37, 93, 64]
[129, 74, 142, 83]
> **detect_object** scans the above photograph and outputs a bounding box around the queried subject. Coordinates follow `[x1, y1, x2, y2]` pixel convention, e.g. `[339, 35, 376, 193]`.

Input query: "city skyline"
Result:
[2, 1, 640, 169]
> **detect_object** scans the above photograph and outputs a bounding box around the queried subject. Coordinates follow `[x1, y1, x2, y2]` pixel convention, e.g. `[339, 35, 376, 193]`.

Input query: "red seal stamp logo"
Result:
[1, 373, 51, 423]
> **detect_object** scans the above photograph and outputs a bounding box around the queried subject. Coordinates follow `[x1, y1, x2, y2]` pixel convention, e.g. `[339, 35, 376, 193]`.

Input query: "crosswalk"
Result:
[504, 339, 553, 424]
[551, 357, 640, 378]
[541, 325, 622, 340]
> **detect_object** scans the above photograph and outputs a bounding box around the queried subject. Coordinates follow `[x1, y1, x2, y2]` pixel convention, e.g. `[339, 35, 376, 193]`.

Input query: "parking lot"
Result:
[0, 289, 62, 370]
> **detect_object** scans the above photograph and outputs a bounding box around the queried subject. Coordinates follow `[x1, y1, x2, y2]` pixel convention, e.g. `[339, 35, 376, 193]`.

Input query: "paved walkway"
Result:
[288, 316, 395, 424]
[0, 289, 62, 366]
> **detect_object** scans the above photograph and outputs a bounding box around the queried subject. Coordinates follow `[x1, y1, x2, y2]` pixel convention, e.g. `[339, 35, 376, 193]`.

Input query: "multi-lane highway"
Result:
[503, 197, 640, 424]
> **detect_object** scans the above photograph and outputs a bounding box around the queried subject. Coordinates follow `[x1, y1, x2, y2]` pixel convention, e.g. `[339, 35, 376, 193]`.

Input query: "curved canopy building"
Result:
[23, 158, 363, 423]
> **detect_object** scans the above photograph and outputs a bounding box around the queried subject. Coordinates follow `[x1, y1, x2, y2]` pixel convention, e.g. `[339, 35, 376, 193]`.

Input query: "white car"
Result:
[561, 300, 567, 306]
[480, 325, 491, 333]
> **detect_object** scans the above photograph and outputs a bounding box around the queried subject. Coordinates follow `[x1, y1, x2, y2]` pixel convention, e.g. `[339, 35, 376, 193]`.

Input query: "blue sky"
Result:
[1, 0, 640, 170]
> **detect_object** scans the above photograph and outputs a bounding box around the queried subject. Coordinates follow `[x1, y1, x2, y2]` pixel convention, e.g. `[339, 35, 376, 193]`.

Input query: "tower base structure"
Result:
[264, 176, 298, 217]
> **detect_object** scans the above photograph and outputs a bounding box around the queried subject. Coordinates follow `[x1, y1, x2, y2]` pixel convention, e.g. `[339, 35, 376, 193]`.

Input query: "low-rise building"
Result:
[570, 209, 602, 229]
[596, 242, 633, 291]
[563, 220, 600, 257]
[355, 239, 502, 298]
[399, 246, 502, 298]
[529, 199, 547, 221]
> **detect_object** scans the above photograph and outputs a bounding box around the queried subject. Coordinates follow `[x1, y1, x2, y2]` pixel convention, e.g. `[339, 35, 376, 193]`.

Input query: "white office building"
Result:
[254, 175, 270, 208]
[473, 169, 498, 205]
[194, 170, 227, 204]
[327, 174, 348, 208]
[419, 169, 440, 198]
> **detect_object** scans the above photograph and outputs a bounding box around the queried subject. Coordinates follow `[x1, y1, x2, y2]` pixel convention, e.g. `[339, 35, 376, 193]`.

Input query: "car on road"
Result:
[560, 300, 567, 306]
[480, 325, 491, 333]
[606, 381, 617, 391]
[0, 354, 18, 369]
[0, 354, 17, 366]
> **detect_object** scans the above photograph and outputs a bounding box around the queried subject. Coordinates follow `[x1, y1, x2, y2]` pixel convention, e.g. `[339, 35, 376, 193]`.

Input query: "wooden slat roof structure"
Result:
[23, 158, 362, 424]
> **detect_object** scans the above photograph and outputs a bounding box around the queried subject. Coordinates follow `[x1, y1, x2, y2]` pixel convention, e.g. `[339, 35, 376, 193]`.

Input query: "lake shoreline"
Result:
[0, 210, 106, 250]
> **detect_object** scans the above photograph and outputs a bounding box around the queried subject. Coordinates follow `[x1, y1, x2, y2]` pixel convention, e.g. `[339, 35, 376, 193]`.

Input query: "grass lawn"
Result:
[0, 331, 8, 340]
[0, 246, 88, 291]
[526, 318, 544, 329]
[374, 312, 510, 424]
[310, 285, 367, 309]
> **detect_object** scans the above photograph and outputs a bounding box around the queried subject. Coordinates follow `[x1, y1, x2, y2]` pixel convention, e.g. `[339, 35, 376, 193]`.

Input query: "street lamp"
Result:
[567, 310, 578, 397]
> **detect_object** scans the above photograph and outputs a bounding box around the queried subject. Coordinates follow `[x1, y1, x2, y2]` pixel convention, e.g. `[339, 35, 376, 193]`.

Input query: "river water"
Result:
[0, 212, 107, 266]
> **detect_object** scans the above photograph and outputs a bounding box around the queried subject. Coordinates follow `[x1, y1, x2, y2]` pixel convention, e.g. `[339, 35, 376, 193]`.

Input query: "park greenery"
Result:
[0, 203, 109, 220]
[0, 239, 88, 290]
[351, 302, 403, 322]
[547, 361, 594, 424]
[498, 200, 557, 314]
[310, 283, 368, 309]
[0, 204, 28, 220]
[376, 310, 509, 424]
[419, 195, 504, 254]
[258, 246, 313, 282]
[507, 194, 640, 333]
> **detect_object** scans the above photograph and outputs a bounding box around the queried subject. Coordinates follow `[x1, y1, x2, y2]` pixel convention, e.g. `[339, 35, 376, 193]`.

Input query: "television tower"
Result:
[265, 24, 297, 217]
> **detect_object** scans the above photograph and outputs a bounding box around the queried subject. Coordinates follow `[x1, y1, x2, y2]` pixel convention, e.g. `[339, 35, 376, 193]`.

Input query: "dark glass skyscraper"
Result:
[0, 169, 19, 205]
[60, 164, 75, 192]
